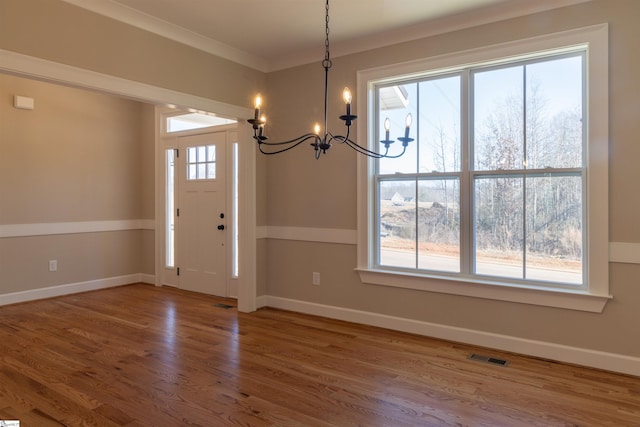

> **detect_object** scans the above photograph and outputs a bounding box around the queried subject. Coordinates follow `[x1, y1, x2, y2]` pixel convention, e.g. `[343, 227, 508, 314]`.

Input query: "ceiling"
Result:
[62, 0, 590, 71]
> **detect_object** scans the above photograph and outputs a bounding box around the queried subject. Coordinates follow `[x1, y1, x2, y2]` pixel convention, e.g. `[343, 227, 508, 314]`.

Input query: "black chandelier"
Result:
[247, 0, 413, 159]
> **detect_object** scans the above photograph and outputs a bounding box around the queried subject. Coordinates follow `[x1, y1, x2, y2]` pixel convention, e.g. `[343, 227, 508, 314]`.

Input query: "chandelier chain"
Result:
[323, 0, 332, 69]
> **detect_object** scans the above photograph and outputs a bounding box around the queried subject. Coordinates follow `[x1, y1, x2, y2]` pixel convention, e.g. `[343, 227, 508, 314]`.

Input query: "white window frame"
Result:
[356, 24, 610, 312]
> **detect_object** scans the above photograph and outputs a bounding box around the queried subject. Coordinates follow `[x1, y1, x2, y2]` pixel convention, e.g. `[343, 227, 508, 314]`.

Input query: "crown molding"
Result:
[60, 0, 593, 73]
[59, 0, 269, 72]
[272, 0, 594, 70]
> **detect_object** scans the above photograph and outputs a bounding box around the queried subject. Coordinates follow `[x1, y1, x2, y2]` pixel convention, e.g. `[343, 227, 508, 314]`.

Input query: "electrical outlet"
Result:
[49, 260, 57, 272]
[312, 272, 320, 285]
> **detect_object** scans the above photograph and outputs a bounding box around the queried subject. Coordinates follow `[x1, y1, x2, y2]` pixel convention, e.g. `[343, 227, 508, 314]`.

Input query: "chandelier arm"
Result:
[256, 134, 319, 155]
[326, 132, 386, 158]
[343, 123, 351, 142]
[344, 137, 408, 159]
[256, 133, 318, 146]
[259, 145, 298, 155]
[345, 140, 389, 158]
[325, 131, 409, 159]
[326, 128, 353, 145]
[342, 136, 389, 157]
[347, 143, 386, 158]
[376, 145, 408, 159]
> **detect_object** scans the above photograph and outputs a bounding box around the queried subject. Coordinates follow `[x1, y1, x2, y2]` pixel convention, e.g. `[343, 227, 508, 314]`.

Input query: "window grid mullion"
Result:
[460, 69, 472, 276]
[522, 64, 528, 281]
[414, 83, 420, 270]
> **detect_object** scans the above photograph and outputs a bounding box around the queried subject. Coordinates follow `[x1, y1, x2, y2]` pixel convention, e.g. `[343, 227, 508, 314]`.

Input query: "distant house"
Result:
[391, 192, 405, 206]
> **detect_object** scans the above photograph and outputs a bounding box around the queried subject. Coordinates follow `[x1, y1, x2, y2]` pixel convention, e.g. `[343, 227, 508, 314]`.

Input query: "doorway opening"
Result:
[161, 109, 239, 298]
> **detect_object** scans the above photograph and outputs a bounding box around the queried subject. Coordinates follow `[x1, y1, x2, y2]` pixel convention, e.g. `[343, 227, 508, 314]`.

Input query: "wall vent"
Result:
[213, 303, 234, 309]
[468, 353, 509, 366]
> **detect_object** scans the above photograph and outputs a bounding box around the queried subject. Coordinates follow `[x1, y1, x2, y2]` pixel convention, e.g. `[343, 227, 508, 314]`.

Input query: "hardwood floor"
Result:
[0, 284, 638, 426]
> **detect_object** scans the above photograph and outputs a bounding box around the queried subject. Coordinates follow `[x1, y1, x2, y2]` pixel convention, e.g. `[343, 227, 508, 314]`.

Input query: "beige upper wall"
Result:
[0, 0, 266, 110]
[0, 74, 149, 224]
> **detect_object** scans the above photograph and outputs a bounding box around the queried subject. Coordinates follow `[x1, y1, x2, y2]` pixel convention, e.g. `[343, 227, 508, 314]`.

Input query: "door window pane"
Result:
[186, 144, 216, 181]
[232, 142, 239, 278]
[165, 149, 175, 267]
[207, 145, 216, 162]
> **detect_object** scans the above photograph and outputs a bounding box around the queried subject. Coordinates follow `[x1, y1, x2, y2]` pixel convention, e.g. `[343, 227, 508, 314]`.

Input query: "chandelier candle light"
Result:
[247, 0, 413, 159]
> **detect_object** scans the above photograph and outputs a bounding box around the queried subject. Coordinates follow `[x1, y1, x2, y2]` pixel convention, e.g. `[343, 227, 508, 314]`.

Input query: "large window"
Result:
[357, 25, 609, 311]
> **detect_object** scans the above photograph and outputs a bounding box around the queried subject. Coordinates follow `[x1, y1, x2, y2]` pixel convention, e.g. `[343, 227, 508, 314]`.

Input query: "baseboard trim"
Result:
[140, 274, 156, 285]
[263, 295, 640, 377]
[256, 295, 268, 309]
[0, 274, 155, 306]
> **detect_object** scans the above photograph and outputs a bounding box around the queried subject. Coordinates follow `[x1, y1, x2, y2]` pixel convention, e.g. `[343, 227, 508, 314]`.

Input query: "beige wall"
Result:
[0, 232, 145, 293]
[0, 74, 155, 292]
[262, 0, 640, 359]
[0, 75, 146, 223]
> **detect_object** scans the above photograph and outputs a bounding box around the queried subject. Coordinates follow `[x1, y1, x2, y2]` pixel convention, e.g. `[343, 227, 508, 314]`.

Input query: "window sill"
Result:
[356, 268, 611, 313]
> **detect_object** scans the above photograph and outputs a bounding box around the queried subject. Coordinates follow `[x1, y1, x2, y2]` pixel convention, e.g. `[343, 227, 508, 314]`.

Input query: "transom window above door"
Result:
[166, 112, 236, 133]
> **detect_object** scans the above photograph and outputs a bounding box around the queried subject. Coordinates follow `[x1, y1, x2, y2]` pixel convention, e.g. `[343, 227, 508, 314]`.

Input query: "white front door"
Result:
[177, 132, 227, 296]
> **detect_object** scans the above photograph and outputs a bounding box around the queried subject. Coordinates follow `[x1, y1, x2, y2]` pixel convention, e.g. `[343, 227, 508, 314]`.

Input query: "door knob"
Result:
[217, 224, 225, 230]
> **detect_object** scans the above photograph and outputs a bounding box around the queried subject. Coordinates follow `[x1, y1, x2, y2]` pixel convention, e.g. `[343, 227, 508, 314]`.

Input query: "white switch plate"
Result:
[49, 260, 57, 272]
[312, 272, 320, 285]
[14, 95, 34, 110]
